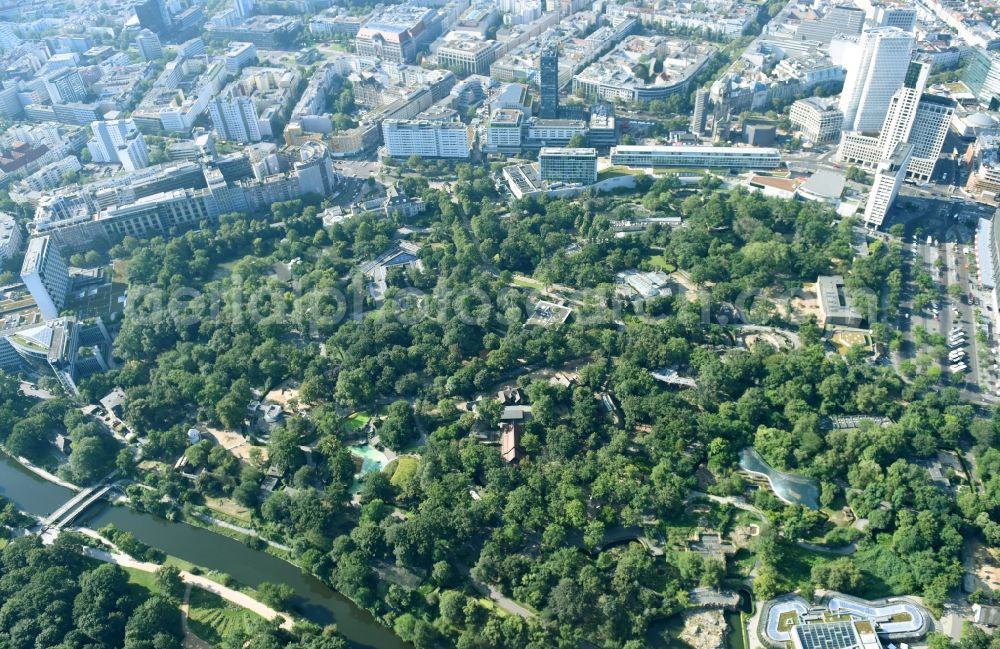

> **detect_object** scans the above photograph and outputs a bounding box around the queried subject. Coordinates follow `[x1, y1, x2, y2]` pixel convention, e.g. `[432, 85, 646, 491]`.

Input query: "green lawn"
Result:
[187, 588, 263, 646]
[124, 566, 158, 593]
[344, 413, 371, 432]
[512, 275, 544, 289]
[777, 610, 799, 631]
[646, 254, 676, 273]
[389, 456, 420, 488]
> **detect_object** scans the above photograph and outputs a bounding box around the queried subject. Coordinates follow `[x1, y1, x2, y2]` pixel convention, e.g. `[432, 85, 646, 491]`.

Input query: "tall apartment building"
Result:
[538, 147, 597, 184]
[234, 0, 255, 18]
[874, 5, 916, 31]
[0, 24, 21, 52]
[208, 95, 262, 143]
[44, 68, 88, 104]
[863, 142, 912, 229]
[88, 119, 150, 171]
[839, 27, 915, 133]
[382, 119, 471, 158]
[135, 29, 163, 61]
[539, 44, 559, 119]
[0, 212, 21, 261]
[20, 235, 70, 320]
[790, 98, 843, 142]
[690, 88, 709, 135]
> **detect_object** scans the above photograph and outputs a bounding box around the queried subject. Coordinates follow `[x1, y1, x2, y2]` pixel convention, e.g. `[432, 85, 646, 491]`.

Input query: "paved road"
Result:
[455, 560, 536, 620]
[795, 541, 856, 555]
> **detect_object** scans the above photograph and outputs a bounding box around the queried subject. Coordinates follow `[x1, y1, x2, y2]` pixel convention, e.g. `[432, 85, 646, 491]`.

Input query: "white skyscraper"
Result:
[116, 134, 151, 172]
[839, 27, 915, 133]
[87, 119, 150, 170]
[838, 61, 956, 183]
[208, 95, 262, 144]
[907, 95, 955, 183]
[20, 236, 70, 320]
[863, 142, 912, 229]
[875, 61, 930, 160]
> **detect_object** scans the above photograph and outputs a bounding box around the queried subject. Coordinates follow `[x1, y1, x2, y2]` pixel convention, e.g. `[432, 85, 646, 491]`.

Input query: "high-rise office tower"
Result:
[907, 94, 955, 182]
[234, 0, 255, 18]
[840, 60, 955, 183]
[690, 88, 709, 135]
[863, 142, 912, 229]
[875, 61, 930, 159]
[135, 0, 172, 35]
[135, 29, 162, 61]
[539, 44, 559, 119]
[839, 27, 915, 133]
[20, 236, 69, 320]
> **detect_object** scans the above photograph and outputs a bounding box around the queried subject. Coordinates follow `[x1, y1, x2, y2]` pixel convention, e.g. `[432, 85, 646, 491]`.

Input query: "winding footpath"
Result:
[180, 584, 215, 649]
[71, 528, 294, 631]
[189, 511, 292, 552]
[83, 545, 295, 630]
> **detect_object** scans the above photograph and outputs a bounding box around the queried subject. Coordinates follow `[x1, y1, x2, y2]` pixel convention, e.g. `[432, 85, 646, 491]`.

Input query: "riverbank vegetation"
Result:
[0, 373, 121, 486]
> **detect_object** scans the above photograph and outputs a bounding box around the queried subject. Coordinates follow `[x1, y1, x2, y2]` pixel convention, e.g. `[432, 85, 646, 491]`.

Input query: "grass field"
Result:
[344, 412, 371, 432]
[512, 275, 544, 289]
[187, 587, 263, 646]
[389, 456, 420, 488]
[777, 610, 799, 631]
[830, 331, 871, 353]
[646, 254, 676, 273]
[124, 566, 158, 593]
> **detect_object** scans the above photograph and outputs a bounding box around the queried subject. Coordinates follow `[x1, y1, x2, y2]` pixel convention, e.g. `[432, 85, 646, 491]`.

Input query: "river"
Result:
[0, 453, 408, 649]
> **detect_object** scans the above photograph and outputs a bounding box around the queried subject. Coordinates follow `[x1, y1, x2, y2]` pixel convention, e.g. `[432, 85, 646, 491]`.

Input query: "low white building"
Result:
[610, 145, 781, 170]
[789, 97, 843, 143]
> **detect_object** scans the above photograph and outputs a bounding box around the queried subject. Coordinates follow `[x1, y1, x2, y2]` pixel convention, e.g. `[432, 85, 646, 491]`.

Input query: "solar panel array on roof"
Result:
[793, 621, 860, 649]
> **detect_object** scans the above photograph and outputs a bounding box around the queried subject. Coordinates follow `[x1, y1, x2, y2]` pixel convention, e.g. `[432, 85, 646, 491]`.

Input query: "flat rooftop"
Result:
[539, 147, 597, 157]
[612, 144, 780, 155]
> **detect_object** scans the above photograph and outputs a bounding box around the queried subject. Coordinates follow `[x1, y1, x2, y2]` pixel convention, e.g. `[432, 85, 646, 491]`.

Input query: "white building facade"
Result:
[838, 27, 915, 133]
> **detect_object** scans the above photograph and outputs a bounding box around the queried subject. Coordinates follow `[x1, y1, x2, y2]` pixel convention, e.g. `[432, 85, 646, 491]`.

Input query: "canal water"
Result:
[0, 453, 407, 649]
